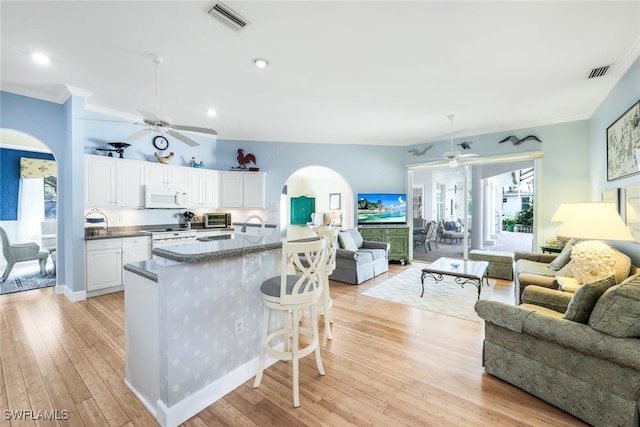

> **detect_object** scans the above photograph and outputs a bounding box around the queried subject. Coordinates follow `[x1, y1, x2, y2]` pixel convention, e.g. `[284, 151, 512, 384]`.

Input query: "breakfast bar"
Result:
[123, 233, 283, 427]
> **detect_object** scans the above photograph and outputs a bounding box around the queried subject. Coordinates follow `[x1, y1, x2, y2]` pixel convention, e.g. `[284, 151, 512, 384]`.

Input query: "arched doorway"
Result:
[0, 129, 58, 293]
[280, 166, 353, 240]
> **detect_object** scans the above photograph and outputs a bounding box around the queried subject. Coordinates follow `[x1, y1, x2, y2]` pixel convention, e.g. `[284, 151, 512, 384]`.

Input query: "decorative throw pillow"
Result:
[589, 274, 640, 338]
[563, 275, 616, 324]
[611, 250, 631, 284]
[548, 239, 576, 271]
[570, 241, 615, 284]
[338, 232, 358, 252]
[555, 261, 574, 278]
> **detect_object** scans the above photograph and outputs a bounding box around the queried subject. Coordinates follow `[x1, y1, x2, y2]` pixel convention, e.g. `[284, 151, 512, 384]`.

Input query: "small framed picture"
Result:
[624, 184, 640, 241]
[329, 193, 341, 210]
[601, 188, 620, 212]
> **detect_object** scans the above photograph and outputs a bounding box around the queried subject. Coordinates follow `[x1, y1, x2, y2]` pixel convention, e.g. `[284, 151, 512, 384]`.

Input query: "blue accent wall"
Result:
[0, 148, 55, 220]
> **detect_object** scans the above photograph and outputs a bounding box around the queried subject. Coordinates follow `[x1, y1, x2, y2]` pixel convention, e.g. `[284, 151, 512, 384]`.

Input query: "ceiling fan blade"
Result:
[81, 117, 136, 124]
[127, 128, 153, 141]
[174, 125, 218, 136]
[459, 153, 479, 158]
[167, 129, 200, 147]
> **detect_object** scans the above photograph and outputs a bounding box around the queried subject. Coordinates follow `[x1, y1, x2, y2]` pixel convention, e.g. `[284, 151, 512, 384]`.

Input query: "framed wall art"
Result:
[624, 184, 640, 241]
[601, 188, 620, 212]
[607, 100, 640, 181]
[329, 193, 341, 210]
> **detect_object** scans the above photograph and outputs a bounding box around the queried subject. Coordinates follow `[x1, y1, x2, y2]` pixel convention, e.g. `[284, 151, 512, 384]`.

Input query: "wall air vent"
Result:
[208, 2, 248, 31]
[587, 64, 611, 79]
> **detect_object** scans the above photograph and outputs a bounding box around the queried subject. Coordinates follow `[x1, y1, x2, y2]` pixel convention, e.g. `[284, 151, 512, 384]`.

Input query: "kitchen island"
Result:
[123, 232, 283, 427]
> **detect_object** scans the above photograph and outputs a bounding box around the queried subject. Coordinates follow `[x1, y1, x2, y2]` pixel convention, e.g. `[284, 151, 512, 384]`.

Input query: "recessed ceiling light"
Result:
[31, 52, 50, 65]
[206, 109, 217, 117]
[252, 58, 269, 68]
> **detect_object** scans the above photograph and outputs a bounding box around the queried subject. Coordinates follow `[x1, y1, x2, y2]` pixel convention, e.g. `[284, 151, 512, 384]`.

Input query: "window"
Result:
[522, 196, 531, 211]
[435, 183, 445, 220]
[412, 186, 424, 218]
[44, 176, 57, 219]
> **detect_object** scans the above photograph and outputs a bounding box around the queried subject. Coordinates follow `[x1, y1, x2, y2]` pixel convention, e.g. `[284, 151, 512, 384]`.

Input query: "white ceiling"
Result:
[2, 1, 639, 146]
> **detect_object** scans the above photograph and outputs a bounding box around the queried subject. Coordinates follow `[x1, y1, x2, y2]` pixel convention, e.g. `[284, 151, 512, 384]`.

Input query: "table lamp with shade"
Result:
[554, 202, 635, 286]
[550, 203, 575, 223]
[555, 202, 635, 241]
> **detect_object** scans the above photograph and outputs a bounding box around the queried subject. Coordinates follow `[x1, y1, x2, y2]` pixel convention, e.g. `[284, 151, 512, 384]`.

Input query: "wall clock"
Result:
[153, 135, 169, 150]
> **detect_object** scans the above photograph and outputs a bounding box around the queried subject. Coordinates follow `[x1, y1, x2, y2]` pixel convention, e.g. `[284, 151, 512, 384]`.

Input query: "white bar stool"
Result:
[316, 227, 339, 339]
[253, 238, 327, 407]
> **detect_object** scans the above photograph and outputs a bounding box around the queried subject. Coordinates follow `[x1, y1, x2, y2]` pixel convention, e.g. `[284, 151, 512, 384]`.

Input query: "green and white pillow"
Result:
[563, 275, 616, 324]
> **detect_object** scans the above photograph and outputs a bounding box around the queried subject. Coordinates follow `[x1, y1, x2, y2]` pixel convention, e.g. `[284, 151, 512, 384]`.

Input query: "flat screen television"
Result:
[357, 193, 407, 225]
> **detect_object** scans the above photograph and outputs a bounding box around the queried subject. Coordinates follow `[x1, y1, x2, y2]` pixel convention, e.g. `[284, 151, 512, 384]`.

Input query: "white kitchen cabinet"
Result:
[219, 171, 265, 208]
[84, 155, 145, 208]
[85, 155, 116, 207]
[86, 239, 122, 292]
[86, 236, 151, 295]
[122, 236, 152, 265]
[116, 160, 145, 207]
[188, 169, 219, 208]
[145, 163, 189, 187]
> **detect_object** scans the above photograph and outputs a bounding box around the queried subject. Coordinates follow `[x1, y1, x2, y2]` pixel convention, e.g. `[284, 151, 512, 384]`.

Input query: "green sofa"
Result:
[476, 274, 640, 426]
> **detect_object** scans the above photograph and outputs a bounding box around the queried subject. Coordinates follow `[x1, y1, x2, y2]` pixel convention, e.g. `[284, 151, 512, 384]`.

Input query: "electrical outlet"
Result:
[235, 318, 244, 335]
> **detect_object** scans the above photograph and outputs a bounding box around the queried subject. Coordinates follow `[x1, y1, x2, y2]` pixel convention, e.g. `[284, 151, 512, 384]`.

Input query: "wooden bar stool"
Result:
[316, 227, 339, 340]
[253, 238, 327, 407]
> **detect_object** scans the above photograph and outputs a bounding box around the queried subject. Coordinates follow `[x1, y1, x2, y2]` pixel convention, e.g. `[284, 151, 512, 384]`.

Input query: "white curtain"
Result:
[17, 177, 44, 243]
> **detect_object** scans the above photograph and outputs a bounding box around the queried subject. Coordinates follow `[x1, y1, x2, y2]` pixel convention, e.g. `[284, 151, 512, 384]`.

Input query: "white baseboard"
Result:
[124, 378, 157, 418]
[154, 354, 278, 427]
[63, 285, 86, 302]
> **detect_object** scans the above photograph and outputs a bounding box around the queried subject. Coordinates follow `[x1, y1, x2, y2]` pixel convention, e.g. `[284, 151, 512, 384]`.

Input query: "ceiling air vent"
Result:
[587, 64, 611, 79]
[208, 2, 248, 31]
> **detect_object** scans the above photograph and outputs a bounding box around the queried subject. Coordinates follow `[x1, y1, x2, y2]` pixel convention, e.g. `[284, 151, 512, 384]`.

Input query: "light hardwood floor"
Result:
[0, 265, 587, 426]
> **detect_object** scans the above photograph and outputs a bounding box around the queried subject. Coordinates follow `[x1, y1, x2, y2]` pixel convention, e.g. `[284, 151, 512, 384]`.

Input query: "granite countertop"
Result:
[85, 225, 234, 240]
[124, 260, 158, 282]
[85, 230, 150, 240]
[151, 233, 282, 263]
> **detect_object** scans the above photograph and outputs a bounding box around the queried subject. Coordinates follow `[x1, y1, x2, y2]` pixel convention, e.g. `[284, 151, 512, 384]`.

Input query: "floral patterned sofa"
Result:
[513, 241, 635, 303]
[475, 273, 640, 426]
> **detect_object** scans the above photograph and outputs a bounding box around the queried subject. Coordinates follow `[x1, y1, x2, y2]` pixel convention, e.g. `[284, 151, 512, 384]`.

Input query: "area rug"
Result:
[362, 265, 495, 322]
[0, 272, 56, 295]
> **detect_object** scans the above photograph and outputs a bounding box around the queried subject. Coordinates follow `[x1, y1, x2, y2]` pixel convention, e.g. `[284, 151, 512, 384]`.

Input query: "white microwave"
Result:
[144, 185, 189, 209]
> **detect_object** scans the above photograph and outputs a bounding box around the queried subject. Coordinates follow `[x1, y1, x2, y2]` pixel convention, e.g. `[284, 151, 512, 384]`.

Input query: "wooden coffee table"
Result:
[420, 257, 489, 299]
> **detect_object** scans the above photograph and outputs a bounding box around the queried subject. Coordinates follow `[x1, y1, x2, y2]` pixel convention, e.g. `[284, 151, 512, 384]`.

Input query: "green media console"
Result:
[358, 225, 410, 262]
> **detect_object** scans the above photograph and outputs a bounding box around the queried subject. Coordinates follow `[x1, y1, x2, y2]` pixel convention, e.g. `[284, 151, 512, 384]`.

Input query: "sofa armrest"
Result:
[475, 300, 538, 333]
[514, 251, 558, 263]
[361, 240, 390, 252]
[521, 285, 572, 313]
[335, 248, 358, 260]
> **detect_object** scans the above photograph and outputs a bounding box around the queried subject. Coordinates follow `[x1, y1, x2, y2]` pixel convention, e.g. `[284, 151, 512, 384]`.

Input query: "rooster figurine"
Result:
[155, 152, 174, 164]
[236, 149, 257, 170]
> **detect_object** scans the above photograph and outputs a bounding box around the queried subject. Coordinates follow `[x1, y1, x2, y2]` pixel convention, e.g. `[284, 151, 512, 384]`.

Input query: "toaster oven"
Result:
[204, 213, 231, 229]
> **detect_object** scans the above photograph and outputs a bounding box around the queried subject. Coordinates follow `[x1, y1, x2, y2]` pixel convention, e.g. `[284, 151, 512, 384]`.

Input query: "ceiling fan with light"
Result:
[85, 55, 217, 147]
[423, 115, 478, 168]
